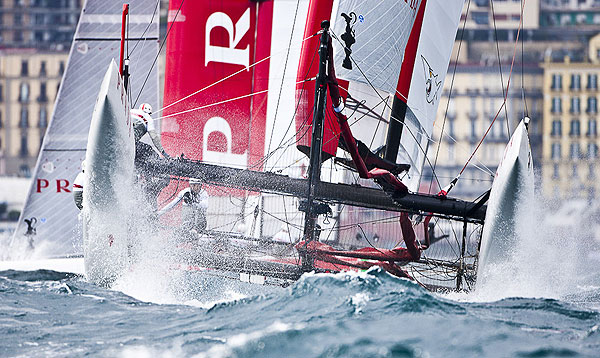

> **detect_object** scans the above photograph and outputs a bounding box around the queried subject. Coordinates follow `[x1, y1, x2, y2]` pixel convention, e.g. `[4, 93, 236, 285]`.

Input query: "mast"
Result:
[119, 4, 130, 91]
[300, 20, 330, 272]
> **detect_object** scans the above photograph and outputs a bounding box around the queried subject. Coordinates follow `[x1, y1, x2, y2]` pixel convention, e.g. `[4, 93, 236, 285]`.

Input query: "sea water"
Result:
[1, 263, 599, 358]
[3, 191, 600, 357]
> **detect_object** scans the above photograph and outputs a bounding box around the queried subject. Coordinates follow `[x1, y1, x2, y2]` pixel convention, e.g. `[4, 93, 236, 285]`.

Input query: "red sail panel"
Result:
[162, 0, 274, 175]
[395, 0, 427, 101]
[294, 0, 340, 160]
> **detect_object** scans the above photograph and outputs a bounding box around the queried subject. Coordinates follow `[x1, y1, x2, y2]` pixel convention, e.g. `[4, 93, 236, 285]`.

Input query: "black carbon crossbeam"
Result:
[149, 159, 486, 224]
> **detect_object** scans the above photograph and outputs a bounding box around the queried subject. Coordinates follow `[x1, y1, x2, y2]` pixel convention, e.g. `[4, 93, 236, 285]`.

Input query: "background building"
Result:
[541, 33, 600, 201]
[0, 0, 81, 50]
[0, 0, 81, 177]
[0, 50, 67, 176]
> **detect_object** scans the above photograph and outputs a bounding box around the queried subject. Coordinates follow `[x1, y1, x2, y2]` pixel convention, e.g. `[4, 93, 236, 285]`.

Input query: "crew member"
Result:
[73, 160, 85, 210]
[131, 103, 170, 203]
[158, 178, 209, 235]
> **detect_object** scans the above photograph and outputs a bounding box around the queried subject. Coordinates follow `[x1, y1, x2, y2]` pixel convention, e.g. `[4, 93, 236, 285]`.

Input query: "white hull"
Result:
[83, 60, 135, 287]
[476, 119, 534, 288]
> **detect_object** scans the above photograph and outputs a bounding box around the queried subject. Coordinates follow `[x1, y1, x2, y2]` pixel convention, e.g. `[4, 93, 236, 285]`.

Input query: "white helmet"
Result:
[189, 178, 202, 185]
[140, 103, 152, 115]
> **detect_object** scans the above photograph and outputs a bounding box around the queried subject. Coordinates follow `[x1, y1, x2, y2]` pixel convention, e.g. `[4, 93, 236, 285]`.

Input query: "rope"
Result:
[457, 0, 527, 178]
[133, 0, 185, 108]
[490, 0, 511, 138]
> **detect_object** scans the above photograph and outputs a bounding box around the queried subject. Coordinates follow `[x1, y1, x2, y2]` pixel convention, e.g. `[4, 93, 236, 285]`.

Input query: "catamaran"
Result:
[12, 0, 534, 292]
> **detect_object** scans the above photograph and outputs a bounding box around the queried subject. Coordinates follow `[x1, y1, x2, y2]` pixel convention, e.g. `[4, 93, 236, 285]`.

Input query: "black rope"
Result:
[134, 0, 185, 107]
[265, 0, 302, 157]
[129, 0, 160, 56]
[490, 0, 511, 138]
[521, 0, 529, 119]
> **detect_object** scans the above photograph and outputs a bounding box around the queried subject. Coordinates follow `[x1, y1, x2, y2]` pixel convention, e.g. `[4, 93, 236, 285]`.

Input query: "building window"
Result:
[572, 164, 579, 178]
[19, 135, 28, 157]
[0, 111, 2, 128]
[588, 74, 598, 90]
[587, 119, 597, 136]
[20, 60, 28, 76]
[0, 84, 3, 102]
[570, 119, 581, 136]
[19, 108, 28, 128]
[39, 107, 47, 128]
[571, 74, 581, 90]
[40, 61, 47, 76]
[589, 164, 595, 180]
[570, 97, 581, 113]
[551, 142, 561, 160]
[551, 74, 562, 90]
[18, 82, 29, 103]
[19, 164, 31, 177]
[448, 118, 455, 138]
[551, 120, 562, 136]
[14, 14, 22, 25]
[470, 118, 477, 139]
[59, 61, 65, 75]
[587, 97, 598, 113]
[588, 143, 598, 159]
[570, 142, 581, 160]
[38, 83, 47, 102]
[553, 164, 560, 179]
[472, 12, 489, 25]
[551, 97, 562, 113]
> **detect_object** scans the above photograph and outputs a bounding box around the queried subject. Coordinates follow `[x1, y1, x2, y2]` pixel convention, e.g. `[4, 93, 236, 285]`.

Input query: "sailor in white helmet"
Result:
[131, 103, 169, 161]
[131, 103, 171, 203]
[158, 177, 209, 236]
[72, 160, 85, 210]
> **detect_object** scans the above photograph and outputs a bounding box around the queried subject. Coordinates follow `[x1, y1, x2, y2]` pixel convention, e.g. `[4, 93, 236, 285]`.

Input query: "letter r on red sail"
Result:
[205, 8, 250, 69]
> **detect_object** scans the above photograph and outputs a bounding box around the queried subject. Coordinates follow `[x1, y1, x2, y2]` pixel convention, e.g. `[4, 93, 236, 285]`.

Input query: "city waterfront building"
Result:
[0, 50, 67, 176]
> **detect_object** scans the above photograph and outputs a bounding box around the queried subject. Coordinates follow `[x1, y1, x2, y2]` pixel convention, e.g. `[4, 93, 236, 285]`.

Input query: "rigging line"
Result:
[157, 33, 317, 116]
[521, 0, 529, 118]
[264, 41, 321, 173]
[490, 0, 511, 138]
[129, 0, 160, 56]
[429, 0, 471, 194]
[458, 0, 526, 178]
[154, 89, 269, 120]
[281, 196, 300, 263]
[133, 0, 185, 108]
[265, 0, 301, 158]
[434, 126, 494, 176]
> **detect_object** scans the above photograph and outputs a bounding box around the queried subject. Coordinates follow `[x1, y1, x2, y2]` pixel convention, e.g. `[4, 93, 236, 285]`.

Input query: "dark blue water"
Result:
[1, 268, 599, 358]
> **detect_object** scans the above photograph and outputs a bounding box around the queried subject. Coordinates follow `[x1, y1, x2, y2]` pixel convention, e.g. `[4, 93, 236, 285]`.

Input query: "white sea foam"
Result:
[452, 195, 600, 303]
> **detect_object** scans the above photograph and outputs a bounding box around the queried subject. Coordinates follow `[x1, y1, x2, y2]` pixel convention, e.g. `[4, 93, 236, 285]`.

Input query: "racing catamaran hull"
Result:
[476, 119, 534, 288]
[83, 60, 134, 287]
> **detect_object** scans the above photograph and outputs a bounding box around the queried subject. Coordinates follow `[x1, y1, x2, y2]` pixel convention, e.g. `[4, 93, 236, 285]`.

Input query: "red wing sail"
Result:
[162, 0, 274, 175]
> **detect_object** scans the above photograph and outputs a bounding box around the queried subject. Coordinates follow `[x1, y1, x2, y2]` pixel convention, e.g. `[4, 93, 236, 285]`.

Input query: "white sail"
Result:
[398, 0, 463, 190]
[331, 0, 421, 93]
[9, 0, 159, 260]
[329, 0, 463, 191]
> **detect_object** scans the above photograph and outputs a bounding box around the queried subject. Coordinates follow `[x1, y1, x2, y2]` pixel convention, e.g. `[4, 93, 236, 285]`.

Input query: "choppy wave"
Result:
[1, 267, 600, 358]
